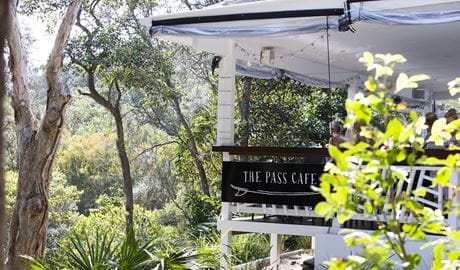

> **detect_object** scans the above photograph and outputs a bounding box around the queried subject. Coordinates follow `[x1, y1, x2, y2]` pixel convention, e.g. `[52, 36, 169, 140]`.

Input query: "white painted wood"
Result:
[448, 169, 459, 230]
[218, 40, 236, 270]
[221, 230, 232, 269]
[269, 234, 281, 270]
[218, 219, 344, 236]
[423, 92, 434, 113]
[220, 200, 232, 269]
[216, 40, 236, 147]
[315, 234, 440, 270]
[347, 75, 360, 100]
[230, 204, 322, 218]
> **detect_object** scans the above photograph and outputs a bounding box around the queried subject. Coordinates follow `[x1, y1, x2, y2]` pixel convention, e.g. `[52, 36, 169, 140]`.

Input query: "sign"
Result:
[221, 161, 324, 206]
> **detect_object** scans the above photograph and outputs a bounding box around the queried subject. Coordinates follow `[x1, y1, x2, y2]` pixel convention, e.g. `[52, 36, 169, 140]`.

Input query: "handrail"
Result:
[212, 145, 459, 159]
[212, 146, 328, 157]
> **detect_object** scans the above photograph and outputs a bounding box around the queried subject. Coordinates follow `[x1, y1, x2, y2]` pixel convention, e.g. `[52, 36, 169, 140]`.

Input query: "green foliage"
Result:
[173, 105, 222, 193]
[183, 193, 221, 230]
[314, 52, 460, 269]
[116, 231, 157, 270]
[70, 196, 182, 246]
[54, 231, 117, 270]
[27, 230, 213, 270]
[282, 235, 311, 251]
[240, 78, 346, 147]
[155, 202, 182, 227]
[231, 233, 270, 264]
[448, 77, 460, 96]
[56, 133, 122, 213]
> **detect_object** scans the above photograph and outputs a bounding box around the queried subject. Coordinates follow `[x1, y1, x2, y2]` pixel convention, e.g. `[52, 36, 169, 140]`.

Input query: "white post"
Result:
[423, 92, 433, 114]
[217, 41, 236, 147]
[448, 169, 460, 230]
[311, 236, 316, 252]
[269, 234, 282, 270]
[218, 40, 236, 270]
[347, 75, 360, 101]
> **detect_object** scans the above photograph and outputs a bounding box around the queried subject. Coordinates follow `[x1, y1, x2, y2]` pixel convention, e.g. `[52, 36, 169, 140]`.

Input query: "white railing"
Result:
[224, 166, 460, 231]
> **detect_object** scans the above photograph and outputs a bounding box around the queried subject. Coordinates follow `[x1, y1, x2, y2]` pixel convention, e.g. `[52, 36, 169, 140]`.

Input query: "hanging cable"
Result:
[326, 16, 332, 91]
[326, 16, 334, 126]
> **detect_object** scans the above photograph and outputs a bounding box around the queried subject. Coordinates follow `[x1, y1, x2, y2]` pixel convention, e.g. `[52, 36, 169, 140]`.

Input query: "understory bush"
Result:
[27, 230, 215, 270]
[231, 234, 271, 265]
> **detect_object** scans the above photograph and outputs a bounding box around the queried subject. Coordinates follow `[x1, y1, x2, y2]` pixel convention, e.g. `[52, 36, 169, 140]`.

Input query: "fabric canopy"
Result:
[147, 0, 460, 101]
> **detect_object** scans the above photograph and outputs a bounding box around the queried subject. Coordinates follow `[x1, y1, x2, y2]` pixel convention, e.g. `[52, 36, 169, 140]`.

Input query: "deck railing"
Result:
[214, 146, 460, 231]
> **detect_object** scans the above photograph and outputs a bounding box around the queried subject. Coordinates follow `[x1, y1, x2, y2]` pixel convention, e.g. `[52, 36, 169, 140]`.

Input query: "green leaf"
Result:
[428, 118, 451, 146]
[409, 74, 430, 82]
[396, 73, 409, 93]
[412, 188, 426, 197]
[448, 77, 460, 96]
[315, 201, 333, 217]
[328, 145, 348, 170]
[359, 51, 374, 65]
[433, 167, 451, 187]
[432, 243, 445, 270]
[332, 187, 349, 205]
[364, 202, 373, 213]
[395, 73, 430, 93]
[406, 254, 421, 269]
[447, 251, 460, 261]
[386, 118, 402, 141]
[337, 211, 354, 224]
[365, 78, 377, 92]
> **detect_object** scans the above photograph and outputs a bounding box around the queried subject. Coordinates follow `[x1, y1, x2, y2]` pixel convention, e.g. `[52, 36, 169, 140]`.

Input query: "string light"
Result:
[235, 33, 326, 64]
[235, 43, 259, 63]
[277, 34, 325, 60]
[234, 31, 364, 88]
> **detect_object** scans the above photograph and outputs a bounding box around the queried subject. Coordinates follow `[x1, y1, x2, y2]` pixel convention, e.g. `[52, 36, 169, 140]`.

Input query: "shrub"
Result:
[314, 52, 460, 269]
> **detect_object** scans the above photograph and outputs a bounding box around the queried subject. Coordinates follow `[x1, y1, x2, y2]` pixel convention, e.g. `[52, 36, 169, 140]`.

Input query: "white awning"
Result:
[145, 0, 460, 101]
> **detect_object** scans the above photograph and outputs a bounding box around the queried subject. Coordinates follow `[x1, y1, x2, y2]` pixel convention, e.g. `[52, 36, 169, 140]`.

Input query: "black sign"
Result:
[222, 162, 325, 206]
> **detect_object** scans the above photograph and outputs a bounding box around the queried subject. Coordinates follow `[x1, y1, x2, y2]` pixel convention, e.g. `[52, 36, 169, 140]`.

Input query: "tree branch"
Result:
[133, 141, 178, 160]
[85, 70, 115, 113]
[76, 8, 91, 36]
[181, 0, 193, 10]
[46, 0, 82, 86]
[88, 0, 103, 28]
[114, 79, 122, 107]
[6, 0, 35, 132]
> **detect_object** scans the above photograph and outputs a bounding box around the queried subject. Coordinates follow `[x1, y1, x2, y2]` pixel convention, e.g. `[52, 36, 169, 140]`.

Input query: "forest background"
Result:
[3, 0, 348, 267]
[2, 0, 459, 268]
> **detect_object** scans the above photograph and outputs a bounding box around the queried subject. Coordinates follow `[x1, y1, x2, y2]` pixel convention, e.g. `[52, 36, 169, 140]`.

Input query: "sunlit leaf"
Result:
[315, 201, 333, 217]
[433, 167, 451, 187]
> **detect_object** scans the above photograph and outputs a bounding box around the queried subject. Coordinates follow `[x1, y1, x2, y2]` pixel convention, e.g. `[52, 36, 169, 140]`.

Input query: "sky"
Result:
[20, 15, 54, 66]
[20, 0, 185, 67]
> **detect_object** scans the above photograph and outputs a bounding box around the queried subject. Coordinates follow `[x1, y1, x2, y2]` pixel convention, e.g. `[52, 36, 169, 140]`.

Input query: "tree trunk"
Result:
[113, 110, 134, 233]
[6, 0, 81, 269]
[239, 77, 252, 161]
[0, 1, 9, 268]
[81, 73, 134, 233]
[170, 96, 211, 196]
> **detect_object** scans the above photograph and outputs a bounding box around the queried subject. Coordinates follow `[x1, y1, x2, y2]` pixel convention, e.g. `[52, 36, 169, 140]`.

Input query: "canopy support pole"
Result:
[423, 92, 434, 113]
[218, 40, 236, 269]
[217, 40, 236, 147]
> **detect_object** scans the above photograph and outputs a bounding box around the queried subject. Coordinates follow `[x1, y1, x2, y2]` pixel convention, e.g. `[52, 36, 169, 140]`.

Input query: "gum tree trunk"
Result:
[171, 95, 211, 196]
[6, 0, 81, 268]
[239, 77, 252, 161]
[0, 0, 9, 268]
[79, 73, 134, 233]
